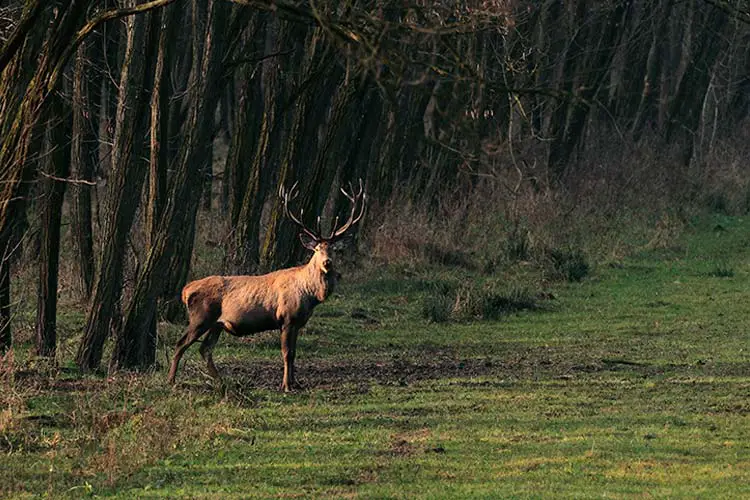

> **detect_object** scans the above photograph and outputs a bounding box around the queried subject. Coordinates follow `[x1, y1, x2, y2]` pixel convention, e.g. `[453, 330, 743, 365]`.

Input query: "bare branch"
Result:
[225, 49, 295, 70]
[0, 0, 44, 75]
[38, 170, 97, 186]
[48, 0, 183, 93]
[701, 0, 750, 25]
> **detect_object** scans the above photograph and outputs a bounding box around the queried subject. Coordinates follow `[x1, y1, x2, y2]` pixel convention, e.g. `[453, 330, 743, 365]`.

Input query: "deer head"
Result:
[279, 179, 366, 279]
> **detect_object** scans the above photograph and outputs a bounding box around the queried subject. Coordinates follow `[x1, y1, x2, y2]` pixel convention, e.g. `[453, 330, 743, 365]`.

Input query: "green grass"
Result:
[2, 214, 750, 498]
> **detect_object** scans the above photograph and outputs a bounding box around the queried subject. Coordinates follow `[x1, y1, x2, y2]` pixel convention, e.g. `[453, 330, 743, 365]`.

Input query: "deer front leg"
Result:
[280, 324, 300, 392]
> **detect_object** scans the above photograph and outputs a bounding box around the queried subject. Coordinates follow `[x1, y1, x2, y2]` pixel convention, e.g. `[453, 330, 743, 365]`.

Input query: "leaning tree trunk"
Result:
[133, 4, 177, 356]
[76, 8, 154, 371]
[288, 74, 357, 265]
[231, 15, 286, 273]
[546, 1, 631, 181]
[260, 26, 335, 268]
[112, 0, 229, 371]
[0, 0, 179, 354]
[35, 94, 71, 358]
[0, 2, 91, 353]
[331, 83, 380, 251]
[665, 4, 729, 166]
[145, 3, 178, 255]
[159, 2, 246, 321]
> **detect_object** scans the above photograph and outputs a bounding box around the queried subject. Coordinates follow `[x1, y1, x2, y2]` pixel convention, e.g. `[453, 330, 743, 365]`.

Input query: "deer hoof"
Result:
[281, 380, 303, 392]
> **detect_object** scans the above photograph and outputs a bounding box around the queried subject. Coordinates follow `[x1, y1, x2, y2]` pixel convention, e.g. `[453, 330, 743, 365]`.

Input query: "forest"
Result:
[0, 0, 749, 371]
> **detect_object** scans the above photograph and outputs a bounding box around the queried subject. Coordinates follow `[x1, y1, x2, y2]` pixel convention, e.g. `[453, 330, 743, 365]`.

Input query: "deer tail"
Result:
[181, 283, 195, 306]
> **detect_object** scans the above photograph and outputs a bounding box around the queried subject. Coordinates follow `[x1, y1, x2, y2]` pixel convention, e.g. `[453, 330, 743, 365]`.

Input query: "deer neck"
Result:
[303, 259, 331, 304]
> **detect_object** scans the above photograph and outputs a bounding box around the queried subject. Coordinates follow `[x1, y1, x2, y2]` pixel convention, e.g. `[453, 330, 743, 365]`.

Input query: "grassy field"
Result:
[2, 214, 749, 498]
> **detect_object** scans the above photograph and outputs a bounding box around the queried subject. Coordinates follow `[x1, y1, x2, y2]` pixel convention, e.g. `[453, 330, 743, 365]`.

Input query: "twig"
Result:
[38, 171, 97, 186]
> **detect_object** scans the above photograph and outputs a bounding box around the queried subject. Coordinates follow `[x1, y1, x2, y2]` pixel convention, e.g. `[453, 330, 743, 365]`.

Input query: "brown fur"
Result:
[167, 242, 338, 391]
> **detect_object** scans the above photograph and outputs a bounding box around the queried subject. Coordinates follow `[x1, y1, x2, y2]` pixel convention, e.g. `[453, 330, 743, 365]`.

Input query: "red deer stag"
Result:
[167, 180, 365, 391]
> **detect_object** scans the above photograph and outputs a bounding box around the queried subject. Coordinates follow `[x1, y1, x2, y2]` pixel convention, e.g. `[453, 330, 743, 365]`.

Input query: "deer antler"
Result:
[279, 181, 321, 242]
[330, 178, 366, 240]
[280, 178, 366, 242]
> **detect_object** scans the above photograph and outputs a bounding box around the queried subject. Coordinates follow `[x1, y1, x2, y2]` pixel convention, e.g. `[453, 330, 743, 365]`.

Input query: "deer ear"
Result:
[298, 232, 318, 250]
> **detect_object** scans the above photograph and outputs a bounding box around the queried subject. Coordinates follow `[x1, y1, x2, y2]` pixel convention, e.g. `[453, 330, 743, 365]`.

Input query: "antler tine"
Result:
[327, 216, 340, 240]
[331, 178, 366, 240]
[339, 178, 363, 204]
[280, 181, 320, 241]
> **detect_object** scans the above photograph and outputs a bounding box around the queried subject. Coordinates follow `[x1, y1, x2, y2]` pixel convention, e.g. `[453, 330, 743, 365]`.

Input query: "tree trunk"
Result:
[234, 16, 287, 272]
[0, 0, 179, 354]
[69, 41, 98, 299]
[547, 1, 632, 181]
[135, 4, 177, 355]
[260, 27, 337, 268]
[0, 245, 10, 353]
[160, 3, 229, 321]
[35, 94, 70, 358]
[0, 0, 45, 76]
[227, 45, 263, 227]
[665, 5, 729, 165]
[293, 76, 358, 264]
[0, 2, 91, 354]
[332, 84, 380, 251]
[630, 0, 670, 140]
[145, 5, 176, 248]
[219, 80, 235, 213]
[76, 7, 153, 371]
[113, 0, 229, 370]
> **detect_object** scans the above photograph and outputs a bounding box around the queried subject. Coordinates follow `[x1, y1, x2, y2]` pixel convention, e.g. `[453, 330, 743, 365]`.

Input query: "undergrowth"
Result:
[422, 280, 540, 323]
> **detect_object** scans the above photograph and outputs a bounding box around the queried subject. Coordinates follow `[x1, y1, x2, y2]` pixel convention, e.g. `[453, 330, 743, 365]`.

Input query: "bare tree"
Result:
[35, 93, 70, 358]
[76, 7, 157, 371]
[112, 0, 231, 370]
[0, 0, 180, 353]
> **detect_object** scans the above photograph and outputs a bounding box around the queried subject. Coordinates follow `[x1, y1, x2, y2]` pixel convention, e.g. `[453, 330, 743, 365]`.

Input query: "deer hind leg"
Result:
[199, 326, 222, 380]
[168, 322, 211, 384]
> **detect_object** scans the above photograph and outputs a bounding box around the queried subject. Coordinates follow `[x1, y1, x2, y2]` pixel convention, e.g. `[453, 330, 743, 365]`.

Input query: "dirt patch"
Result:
[7, 368, 108, 393]
[388, 438, 415, 456]
[48, 378, 108, 392]
[382, 428, 433, 457]
[209, 344, 607, 391]
[190, 341, 734, 393]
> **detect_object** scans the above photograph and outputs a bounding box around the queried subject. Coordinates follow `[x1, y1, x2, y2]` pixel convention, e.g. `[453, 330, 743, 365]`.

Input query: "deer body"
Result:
[184, 263, 333, 336]
[168, 180, 364, 391]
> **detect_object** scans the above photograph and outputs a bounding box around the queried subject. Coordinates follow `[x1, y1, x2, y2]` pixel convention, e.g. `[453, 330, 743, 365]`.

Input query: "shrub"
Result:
[421, 280, 539, 322]
[707, 263, 734, 278]
[421, 292, 454, 323]
[705, 192, 729, 214]
[479, 285, 539, 320]
[546, 247, 590, 282]
[421, 281, 458, 323]
[505, 225, 531, 262]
